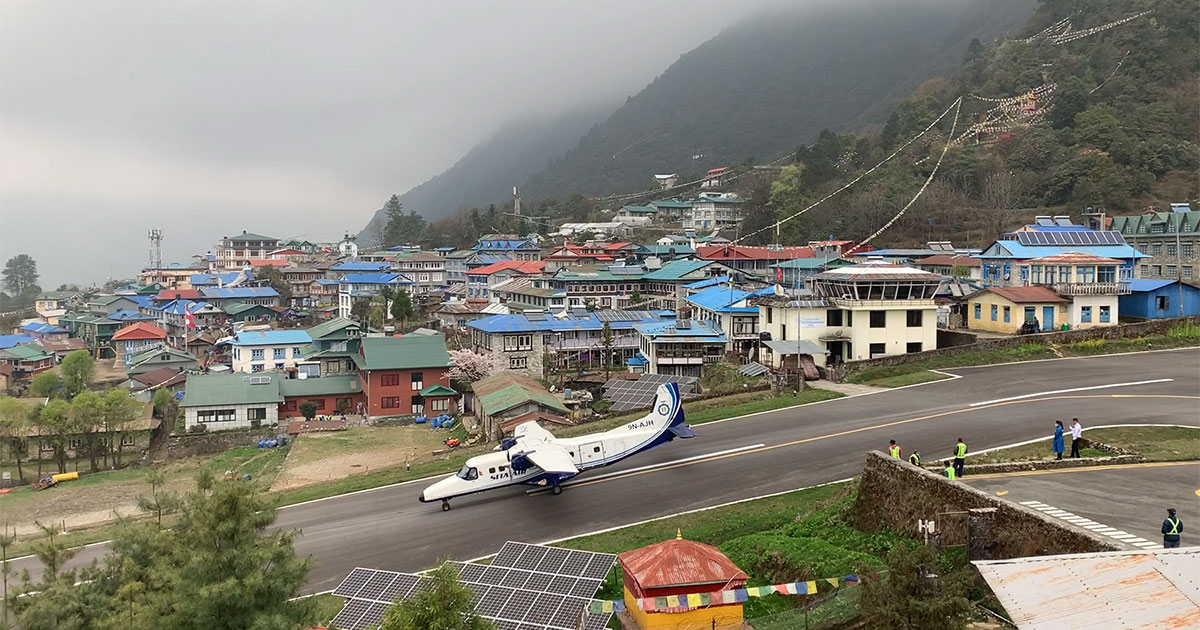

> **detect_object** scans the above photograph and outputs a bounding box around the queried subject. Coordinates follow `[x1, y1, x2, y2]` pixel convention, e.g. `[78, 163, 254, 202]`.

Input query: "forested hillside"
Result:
[745, 0, 1200, 248]
[359, 103, 615, 243]
[519, 0, 1037, 201]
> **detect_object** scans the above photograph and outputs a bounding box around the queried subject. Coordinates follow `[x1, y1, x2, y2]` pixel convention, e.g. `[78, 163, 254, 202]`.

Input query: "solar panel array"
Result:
[602, 374, 699, 412]
[1016, 230, 1126, 246]
[737, 361, 770, 377]
[329, 543, 615, 630]
[594, 310, 653, 322]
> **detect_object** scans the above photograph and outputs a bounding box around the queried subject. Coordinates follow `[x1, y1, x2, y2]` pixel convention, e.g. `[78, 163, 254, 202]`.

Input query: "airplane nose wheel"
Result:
[551, 485, 562, 496]
[441, 499, 451, 511]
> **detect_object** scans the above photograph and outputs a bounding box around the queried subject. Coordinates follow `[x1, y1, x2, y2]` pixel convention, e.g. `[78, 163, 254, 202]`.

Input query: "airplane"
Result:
[420, 382, 695, 511]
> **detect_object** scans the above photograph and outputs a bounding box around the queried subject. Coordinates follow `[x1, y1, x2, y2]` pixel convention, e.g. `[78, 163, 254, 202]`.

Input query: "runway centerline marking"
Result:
[967, 379, 1173, 407]
[558, 394, 1198, 491]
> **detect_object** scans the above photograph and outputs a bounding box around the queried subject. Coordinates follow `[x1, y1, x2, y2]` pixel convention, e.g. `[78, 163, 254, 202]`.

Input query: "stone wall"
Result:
[854, 451, 1122, 559]
[161, 427, 280, 460]
[936, 329, 978, 348]
[848, 316, 1199, 371]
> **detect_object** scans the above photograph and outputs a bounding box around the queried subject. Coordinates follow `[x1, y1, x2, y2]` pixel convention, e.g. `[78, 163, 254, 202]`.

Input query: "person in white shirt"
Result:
[1070, 418, 1083, 458]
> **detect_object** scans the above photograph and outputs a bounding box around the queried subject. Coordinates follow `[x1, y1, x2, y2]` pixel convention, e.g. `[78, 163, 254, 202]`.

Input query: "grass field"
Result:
[848, 370, 953, 388]
[970, 425, 1200, 464]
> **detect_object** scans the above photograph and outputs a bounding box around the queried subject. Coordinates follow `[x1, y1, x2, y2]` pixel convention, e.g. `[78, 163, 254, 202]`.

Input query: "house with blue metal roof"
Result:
[335, 273, 415, 318]
[978, 219, 1147, 287]
[230, 329, 313, 373]
[467, 310, 672, 378]
[190, 272, 245, 287]
[473, 234, 541, 261]
[330, 261, 392, 274]
[19, 322, 69, 341]
[684, 285, 774, 353]
[634, 319, 726, 377]
[199, 286, 280, 307]
[1118, 279, 1200, 319]
[0, 334, 34, 350]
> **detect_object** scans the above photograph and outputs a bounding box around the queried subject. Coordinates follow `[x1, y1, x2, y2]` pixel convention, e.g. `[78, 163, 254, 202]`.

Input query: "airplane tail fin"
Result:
[652, 382, 686, 429]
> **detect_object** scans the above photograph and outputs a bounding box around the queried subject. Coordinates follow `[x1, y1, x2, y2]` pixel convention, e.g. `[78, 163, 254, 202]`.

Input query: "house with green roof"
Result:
[59, 312, 122, 359]
[126, 346, 200, 377]
[299, 317, 363, 376]
[181, 372, 286, 431]
[0, 343, 55, 379]
[223, 302, 278, 323]
[356, 335, 456, 418]
[470, 372, 569, 439]
[1109, 208, 1199, 281]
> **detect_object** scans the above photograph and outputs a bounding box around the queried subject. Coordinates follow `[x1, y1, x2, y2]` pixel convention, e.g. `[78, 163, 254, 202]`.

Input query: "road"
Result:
[964, 461, 1200, 548]
[10, 348, 1199, 594]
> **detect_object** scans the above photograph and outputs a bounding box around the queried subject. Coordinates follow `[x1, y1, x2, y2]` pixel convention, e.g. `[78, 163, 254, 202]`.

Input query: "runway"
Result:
[10, 348, 1199, 594]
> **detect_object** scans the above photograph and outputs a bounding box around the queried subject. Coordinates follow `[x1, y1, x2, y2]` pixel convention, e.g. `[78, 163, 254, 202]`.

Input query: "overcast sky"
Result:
[1, 0, 782, 287]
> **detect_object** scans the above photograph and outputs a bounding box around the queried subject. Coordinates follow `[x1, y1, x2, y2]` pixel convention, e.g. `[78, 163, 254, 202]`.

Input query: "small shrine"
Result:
[617, 530, 748, 630]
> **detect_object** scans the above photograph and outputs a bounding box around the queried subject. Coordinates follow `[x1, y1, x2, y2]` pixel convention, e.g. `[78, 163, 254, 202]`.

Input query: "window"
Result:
[1152, 243, 1163, 256]
[1152, 265, 1162, 276]
[431, 398, 449, 411]
[766, 307, 773, 324]
[990, 304, 998, 321]
[309, 399, 326, 410]
[781, 323, 786, 339]
[251, 349, 264, 361]
[274, 362, 285, 370]
[1183, 266, 1194, 280]
[906, 342, 923, 353]
[198, 409, 236, 422]
[1099, 306, 1110, 323]
[283, 400, 297, 411]
[509, 356, 527, 369]
[293, 347, 303, 358]
[1030, 265, 1042, 284]
[1156, 295, 1170, 311]
[1167, 243, 1178, 257]
[826, 309, 843, 326]
[411, 398, 424, 414]
[1140, 264, 1149, 277]
[869, 311, 886, 328]
[1166, 265, 1177, 278]
[411, 372, 423, 390]
[1183, 242, 1194, 258]
[381, 373, 401, 387]
[1077, 266, 1095, 283]
[251, 363, 264, 373]
[1024, 306, 1036, 322]
[273, 348, 286, 359]
[1080, 306, 1092, 323]
[248, 407, 267, 420]
[121, 434, 136, 446]
[845, 310, 852, 326]
[1003, 306, 1011, 323]
[1098, 266, 1116, 283]
[1137, 243, 1148, 253]
[455, 465, 478, 481]
[869, 343, 886, 357]
[906, 310, 922, 327]
[380, 397, 401, 409]
[974, 303, 982, 320]
[69, 438, 82, 450]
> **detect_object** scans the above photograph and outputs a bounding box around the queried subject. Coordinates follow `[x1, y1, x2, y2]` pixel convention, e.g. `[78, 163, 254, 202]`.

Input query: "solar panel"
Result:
[332, 543, 615, 630]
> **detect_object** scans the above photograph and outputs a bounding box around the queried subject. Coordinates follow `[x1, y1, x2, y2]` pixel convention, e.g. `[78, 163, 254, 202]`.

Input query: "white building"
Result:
[337, 232, 359, 259]
[684, 193, 744, 230]
[230, 329, 313, 373]
[216, 231, 280, 269]
[557, 222, 631, 238]
[756, 261, 941, 367]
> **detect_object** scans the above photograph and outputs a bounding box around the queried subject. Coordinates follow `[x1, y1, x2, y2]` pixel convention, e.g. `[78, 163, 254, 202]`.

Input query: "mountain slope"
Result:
[521, 0, 1038, 201]
[360, 102, 616, 240]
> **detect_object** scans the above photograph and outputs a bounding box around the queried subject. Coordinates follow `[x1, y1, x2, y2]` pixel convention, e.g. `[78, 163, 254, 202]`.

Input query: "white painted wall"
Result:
[184, 403, 278, 431]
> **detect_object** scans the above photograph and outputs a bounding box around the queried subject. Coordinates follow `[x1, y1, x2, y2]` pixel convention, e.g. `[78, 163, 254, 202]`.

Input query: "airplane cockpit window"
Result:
[456, 465, 478, 480]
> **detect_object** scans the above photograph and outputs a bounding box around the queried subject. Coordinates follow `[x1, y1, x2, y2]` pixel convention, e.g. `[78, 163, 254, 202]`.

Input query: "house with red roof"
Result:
[697, 244, 814, 277]
[618, 532, 747, 630]
[544, 242, 637, 268]
[111, 322, 168, 367]
[914, 254, 983, 280]
[465, 260, 546, 300]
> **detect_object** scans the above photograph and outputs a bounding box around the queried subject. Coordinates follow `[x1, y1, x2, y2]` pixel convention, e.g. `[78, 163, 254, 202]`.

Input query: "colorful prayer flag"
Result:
[844, 575, 860, 585]
[795, 582, 809, 595]
[686, 593, 702, 607]
[734, 589, 749, 603]
[614, 601, 625, 613]
[826, 578, 840, 589]
[806, 580, 818, 594]
[721, 590, 738, 604]
[676, 594, 687, 608]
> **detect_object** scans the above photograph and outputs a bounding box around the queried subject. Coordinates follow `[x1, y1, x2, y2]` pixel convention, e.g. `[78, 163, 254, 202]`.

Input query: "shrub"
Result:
[250, 419, 262, 428]
[1167, 322, 1200, 339]
[719, 533, 883, 585]
[190, 423, 207, 433]
[591, 399, 613, 415]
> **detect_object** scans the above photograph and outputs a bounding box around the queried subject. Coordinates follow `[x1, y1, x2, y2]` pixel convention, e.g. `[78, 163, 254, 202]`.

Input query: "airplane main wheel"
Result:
[551, 485, 562, 496]
[442, 500, 451, 511]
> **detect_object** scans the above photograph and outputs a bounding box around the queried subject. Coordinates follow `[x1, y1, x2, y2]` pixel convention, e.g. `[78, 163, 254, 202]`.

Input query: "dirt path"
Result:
[270, 448, 412, 491]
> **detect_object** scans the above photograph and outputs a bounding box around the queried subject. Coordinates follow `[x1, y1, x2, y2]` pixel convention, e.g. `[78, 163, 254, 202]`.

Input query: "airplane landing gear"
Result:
[441, 499, 451, 511]
[551, 484, 562, 496]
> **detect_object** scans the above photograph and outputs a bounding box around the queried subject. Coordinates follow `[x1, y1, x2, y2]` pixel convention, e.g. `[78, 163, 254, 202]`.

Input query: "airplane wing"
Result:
[522, 444, 579, 476]
[512, 422, 556, 443]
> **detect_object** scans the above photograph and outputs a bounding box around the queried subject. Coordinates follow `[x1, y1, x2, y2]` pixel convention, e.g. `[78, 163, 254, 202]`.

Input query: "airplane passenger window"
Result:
[489, 467, 495, 474]
[593, 447, 601, 453]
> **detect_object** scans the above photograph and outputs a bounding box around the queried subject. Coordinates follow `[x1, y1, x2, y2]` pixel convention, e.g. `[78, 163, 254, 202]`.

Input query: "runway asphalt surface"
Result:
[964, 461, 1199, 548]
[9, 348, 1199, 594]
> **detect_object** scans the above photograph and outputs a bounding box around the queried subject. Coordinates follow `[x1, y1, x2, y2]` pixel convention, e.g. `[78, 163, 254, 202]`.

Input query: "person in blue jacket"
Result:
[1162, 508, 1183, 548]
[1052, 420, 1065, 460]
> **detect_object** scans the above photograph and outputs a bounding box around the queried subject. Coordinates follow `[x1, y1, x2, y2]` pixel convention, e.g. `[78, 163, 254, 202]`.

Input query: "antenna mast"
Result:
[148, 228, 163, 269]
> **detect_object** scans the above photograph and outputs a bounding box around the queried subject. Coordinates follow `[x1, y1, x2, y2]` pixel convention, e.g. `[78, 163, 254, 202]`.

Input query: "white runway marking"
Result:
[1018, 500, 1163, 549]
[968, 379, 1174, 407]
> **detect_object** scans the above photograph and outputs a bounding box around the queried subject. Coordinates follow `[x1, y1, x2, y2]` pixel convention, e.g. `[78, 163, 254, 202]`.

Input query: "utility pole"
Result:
[513, 186, 522, 217]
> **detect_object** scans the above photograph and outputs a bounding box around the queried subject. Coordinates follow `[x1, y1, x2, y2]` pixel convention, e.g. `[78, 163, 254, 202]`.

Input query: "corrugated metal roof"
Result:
[979, 241, 1147, 260]
[981, 286, 1068, 304]
[974, 548, 1200, 630]
[331, 261, 391, 271]
[201, 287, 280, 299]
[1127, 279, 1180, 292]
[358, 335, 449, 370]
[0, 334, 36, 349]
[474, 372, 567, 417]
[233, 330, 312, 346]
[337, 272, 410, 285]
[619, 539, 747, 589]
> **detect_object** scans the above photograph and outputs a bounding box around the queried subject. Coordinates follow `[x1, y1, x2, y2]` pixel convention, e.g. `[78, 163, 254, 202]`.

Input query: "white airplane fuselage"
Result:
[420, 383, 691, 508]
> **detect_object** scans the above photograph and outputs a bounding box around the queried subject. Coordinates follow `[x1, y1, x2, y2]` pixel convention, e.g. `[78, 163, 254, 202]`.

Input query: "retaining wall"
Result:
[854, 451, 1123, 559]
[161, 427, 280, 460]
[847, 316, 1199, 372]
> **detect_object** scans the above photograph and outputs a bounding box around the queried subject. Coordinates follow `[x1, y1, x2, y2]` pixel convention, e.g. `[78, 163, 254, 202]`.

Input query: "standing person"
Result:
[1053, 421, 1065, 460]
[888, 440, 902, 459]
[953, 437, 967, 478]
[909, 451, 921, 467]
[1162, 508, 1183, 548]
[1070, 418, 1083, 458]
[942, 460, 955, 480]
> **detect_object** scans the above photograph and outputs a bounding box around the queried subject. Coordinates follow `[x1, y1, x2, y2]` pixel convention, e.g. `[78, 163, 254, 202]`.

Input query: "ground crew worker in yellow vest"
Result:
[909, 451, 921, 466]
[942, 460, 955, 480]
[953, 437, 967, 478]
[1162, 508, 1183, 548]
[888, 440, 902, 459]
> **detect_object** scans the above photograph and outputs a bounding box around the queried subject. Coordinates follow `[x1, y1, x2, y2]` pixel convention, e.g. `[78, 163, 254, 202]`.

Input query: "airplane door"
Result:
[580, 441, 605, 465]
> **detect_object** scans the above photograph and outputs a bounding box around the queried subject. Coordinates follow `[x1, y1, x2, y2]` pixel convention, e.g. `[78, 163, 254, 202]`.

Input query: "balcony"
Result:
[1049, 282, 1131, 296]
[554, 335, 640, 350]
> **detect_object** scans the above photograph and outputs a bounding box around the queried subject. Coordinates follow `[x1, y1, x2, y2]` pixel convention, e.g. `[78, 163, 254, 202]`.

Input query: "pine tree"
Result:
[2, 254, 40, 298]
[390, 289, 415, 326]
[859, 544, 972, 630]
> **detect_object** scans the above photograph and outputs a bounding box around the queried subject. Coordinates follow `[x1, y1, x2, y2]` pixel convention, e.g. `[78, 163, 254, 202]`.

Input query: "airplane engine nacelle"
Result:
[499, 437, 518, 451]
[510, 451, 534, 473]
